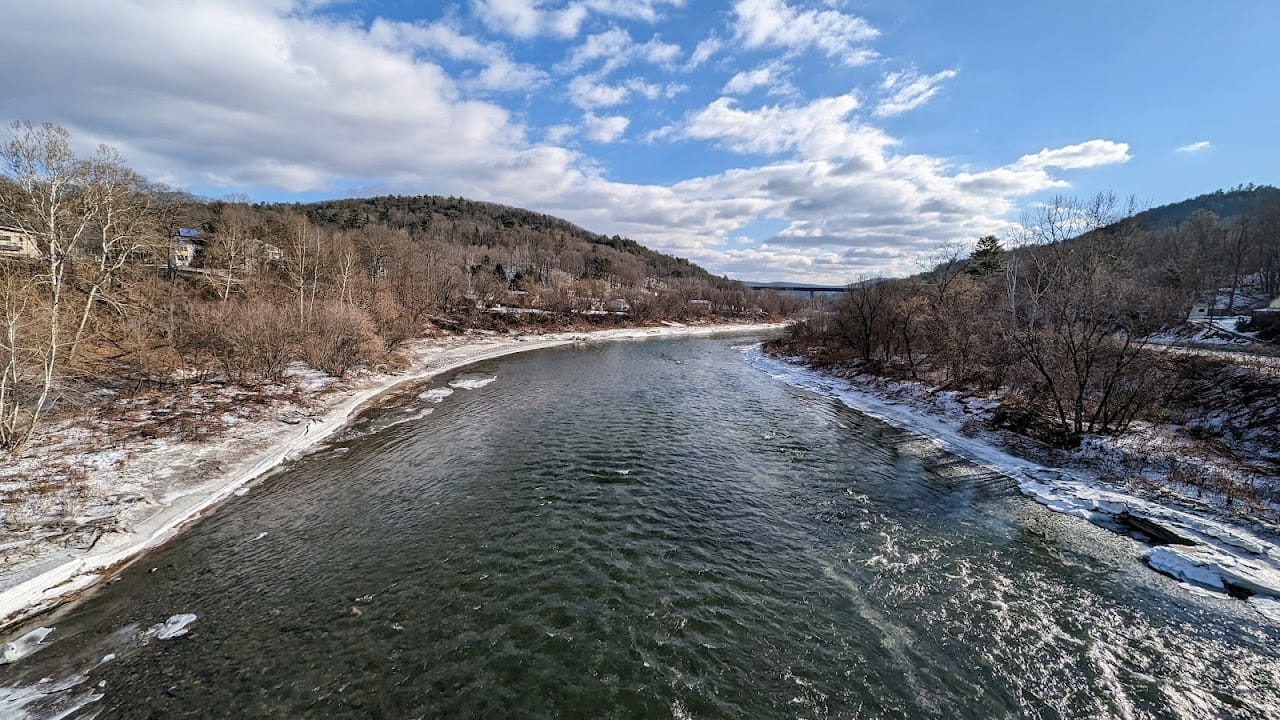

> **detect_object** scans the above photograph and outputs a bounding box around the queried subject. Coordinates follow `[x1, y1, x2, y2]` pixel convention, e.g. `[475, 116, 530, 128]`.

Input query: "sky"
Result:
[2, 1, 1277, 283]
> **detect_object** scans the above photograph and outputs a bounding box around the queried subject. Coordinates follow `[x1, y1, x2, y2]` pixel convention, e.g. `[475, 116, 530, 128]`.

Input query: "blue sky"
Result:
[2, 1, 1276, 282]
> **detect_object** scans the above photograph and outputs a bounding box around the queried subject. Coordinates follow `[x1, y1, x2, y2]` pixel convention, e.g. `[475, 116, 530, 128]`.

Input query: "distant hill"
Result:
[292, 194, 725, 287]
[1135, 185, 1280, 229]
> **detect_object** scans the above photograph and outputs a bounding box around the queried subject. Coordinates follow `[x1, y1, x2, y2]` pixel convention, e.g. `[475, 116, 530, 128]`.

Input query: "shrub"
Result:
[303, 302, 383, 378]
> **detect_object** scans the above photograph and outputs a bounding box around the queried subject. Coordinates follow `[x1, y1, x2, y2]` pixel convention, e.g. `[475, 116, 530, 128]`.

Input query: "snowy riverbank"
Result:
[0, 322, 786, 632]
[747, 347, 1280, 624]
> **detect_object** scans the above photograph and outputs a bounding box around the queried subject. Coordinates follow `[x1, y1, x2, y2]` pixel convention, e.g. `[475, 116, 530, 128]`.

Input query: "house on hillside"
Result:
[170, 228, 200, 268]
[1188, 287, 1274, 320]
[252, 240, 283, 264]
[0, 226, 39, 260]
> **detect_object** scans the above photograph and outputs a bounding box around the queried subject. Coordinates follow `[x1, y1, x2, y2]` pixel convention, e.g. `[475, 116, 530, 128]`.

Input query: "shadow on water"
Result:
[4, 336, 1279, 719]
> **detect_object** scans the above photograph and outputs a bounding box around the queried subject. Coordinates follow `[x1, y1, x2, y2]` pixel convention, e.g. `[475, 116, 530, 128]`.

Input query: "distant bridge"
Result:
[746, 284, 850, 298]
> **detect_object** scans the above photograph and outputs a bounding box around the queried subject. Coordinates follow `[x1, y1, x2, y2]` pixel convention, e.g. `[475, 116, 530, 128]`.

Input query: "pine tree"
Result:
[966, 235, 1006, 277]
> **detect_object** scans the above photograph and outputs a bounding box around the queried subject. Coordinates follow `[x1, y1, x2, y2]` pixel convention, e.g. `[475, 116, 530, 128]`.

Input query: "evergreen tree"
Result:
[966, 235, 1006, 278]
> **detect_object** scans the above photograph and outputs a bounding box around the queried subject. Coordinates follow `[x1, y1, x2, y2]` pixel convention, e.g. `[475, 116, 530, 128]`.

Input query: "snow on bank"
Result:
[747, 347, 1280, 621]
[0, 322, 786, 633]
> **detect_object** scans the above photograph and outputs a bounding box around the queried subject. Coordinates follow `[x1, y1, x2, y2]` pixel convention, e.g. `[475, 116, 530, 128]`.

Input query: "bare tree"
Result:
[0, 262, 38, 447]
[0, 122, 160, 451]
[836, 277, 893, 363]
[207, 199, 256, 302]
[1004, 194, 1170, 440]
[278, 212, 324, 328]
[1257, 200, 1280, 298]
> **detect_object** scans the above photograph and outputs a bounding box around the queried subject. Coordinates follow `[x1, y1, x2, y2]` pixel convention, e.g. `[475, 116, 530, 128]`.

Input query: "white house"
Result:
[253, 240, 283, 264]
[170, 237, 199, 267]
[0, 226, 39, 260]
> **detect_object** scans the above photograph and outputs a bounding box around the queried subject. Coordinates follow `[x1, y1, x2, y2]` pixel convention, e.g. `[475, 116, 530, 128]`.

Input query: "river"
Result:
[3, 335, 1279, 718]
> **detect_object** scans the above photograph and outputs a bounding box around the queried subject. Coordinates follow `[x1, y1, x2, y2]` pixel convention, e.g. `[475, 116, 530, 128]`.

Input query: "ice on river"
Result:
[748, 346, 1280, 619]
[0, 673, 101, 720]
[1, 627, 54, 664]
[144, 614, 197, 640]
[448, 374, 497, 390]
[417, 387, 455, 403]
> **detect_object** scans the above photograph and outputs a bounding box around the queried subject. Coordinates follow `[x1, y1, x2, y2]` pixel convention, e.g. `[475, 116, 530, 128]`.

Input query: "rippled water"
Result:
[4, 336, 1279, 719]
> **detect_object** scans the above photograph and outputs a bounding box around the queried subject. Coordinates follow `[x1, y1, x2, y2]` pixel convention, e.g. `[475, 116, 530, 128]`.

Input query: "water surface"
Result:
[4, 336, 1279, 718]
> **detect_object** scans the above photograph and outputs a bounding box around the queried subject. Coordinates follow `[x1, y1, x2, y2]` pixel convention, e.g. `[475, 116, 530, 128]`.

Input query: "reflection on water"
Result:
[4, 336, 1279, 719]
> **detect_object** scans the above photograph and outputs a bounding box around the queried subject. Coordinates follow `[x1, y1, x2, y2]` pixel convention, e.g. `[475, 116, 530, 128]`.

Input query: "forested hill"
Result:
[1134, 184, 1280, 229]
[292, 194, 720, 287]
[0, 123, 805, 453]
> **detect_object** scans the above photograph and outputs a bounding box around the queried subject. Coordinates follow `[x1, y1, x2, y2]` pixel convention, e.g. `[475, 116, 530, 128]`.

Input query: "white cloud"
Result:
[470, 0, 599, 39]
[561, 27, 682, 75]
[471, 0, 683, 39]
[0, 0, 1137, 284]
[568, 74, 631, 107]
[731, 0, 879, 65]
[583, 112, 630, 142]
[722, 61, 792, 96]
[472, 0, 546, 38]
[1014, 139, 1132, 170]
[565, 67, 685, 109]
[562, 27, 633, 71]
[686, 35, 723, 69]
[666, 94, 897, 163]
[545, 124, 576, 143]
[551, 4, 590, 36]
[370, 18, 547, 92]
[1175, 140, 1213, 154]
[0, 0, 573, 195]
[874, 68, 957, 118]
[581, 0, 685, 23]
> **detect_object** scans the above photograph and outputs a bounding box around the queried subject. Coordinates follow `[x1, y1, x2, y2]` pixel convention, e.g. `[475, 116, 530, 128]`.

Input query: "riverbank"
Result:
[0, 321, 787, 633]
[748, 347, 1280, 624]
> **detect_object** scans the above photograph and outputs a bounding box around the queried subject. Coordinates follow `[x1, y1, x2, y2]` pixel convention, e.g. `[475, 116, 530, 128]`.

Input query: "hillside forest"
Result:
[0, 122, 801, 453]
[773, 188, 1280, 510]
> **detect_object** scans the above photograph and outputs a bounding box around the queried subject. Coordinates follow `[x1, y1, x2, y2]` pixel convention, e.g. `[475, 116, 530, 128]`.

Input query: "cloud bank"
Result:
[0, 0, 1132, 283]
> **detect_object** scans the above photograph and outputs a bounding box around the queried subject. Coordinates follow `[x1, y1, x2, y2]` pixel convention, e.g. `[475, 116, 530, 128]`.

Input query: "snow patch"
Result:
[1145, 545, 1280, 598]
[1249, 595, 1280, 623]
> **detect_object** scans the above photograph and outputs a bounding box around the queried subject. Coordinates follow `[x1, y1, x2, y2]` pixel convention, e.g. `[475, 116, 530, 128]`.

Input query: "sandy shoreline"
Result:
[0, 322, 786, 633]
